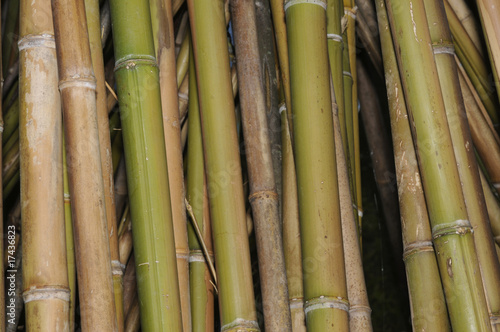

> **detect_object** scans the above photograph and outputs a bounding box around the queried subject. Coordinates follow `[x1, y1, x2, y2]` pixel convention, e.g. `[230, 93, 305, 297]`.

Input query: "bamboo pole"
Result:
[268, 0, 293, 136]
[481, 170, 500, 245]
[477, 0, 500, 123]
[445, 0, 484, 56]
[344, 0, 363, 236]
[62, 141, 76, 331]
[19, 0, 70, 329]
[280, 102, 306, 332]
[187, 0, 260, 329]
[424, 2, 500, 328]
[52, 0, 118, 330]
[331, 79, 373, 331]
[230, 0, 292, 329]
[84, 0, 124, 329]
[254, 0, 282, 220]
[0, 1, 4, 329]
[376, 1, 451, 329]
[149, 0, 191, 329]
[385, 0, 492, 329]
[186, 47, 215, 332]
[108, 0, 183, 329]
[444, 1, 499, 124]
[286, 0, 349, 330]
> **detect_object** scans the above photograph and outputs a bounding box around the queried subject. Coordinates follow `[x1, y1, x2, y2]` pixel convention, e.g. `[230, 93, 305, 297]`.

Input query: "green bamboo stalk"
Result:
[385, 0, 492, 330]
[376, 1, 451, 329]
[187, 0, 260, 329]
[445, 0, 484, 56]
[477, 0, 500, 125]
[85, 1, 124, 329]
[19, 0, 70, 329]
[2, 98, 18, 145]
[286, 0, 349, 330]
[269, 0, 293, 137]
[149, 0, 191, 329]
[2, 136, 19, 189]
[108, 0, 183, 329]
[3, 128, 18, 160]
[231, 0, 292, 329]
[444, 1, 500, 126]
[344, 0, 363, 235]
[52, 0, 118, 329]
[280, 101, 306, 332]
[3, 169, 18, 199]
[341, 31, 356, 203]
[424, 1, 500, 328]
[458, 64, 500, 185]
[186, 47, 215, 332]
[326, 0, 346, 166]
[481, 170, 500, 245]
[62, 140, 76, 331]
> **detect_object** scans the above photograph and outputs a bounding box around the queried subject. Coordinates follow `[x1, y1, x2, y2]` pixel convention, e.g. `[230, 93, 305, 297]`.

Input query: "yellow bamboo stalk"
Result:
[84, 0, 124, 329]
[52, 0, 117, 329]
[280, 103, 306, 332]
[149, 0, 191, 329]
[19, 0, 69, 329]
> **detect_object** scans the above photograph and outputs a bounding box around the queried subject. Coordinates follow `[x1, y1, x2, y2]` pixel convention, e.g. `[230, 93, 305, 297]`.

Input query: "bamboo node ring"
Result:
[433, 44, 455, 55]
[18, 34, 56, 51]
[284, 0, 327, 12]
[343, 71, 353, 79]
[403, 241, 434, 260]
[221, 318, 260, 332]
[114, 55, 158, 72]
[278, 103, 286, 114]
[304, 296, 350, 314]
[327, 33, 343, 43]
[249, 190, 279, 203]
[432, 219, 472, 239]
[58, 74, 97, 91]
[23, 286, 70, 303]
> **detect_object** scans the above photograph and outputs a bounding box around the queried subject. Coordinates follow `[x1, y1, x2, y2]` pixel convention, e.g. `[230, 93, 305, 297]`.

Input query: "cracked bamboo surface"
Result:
[19, 0, 69, 330]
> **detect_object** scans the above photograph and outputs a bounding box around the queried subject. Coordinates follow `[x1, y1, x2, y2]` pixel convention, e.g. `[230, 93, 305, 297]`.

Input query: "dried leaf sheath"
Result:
[20, 0, 70, 329]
